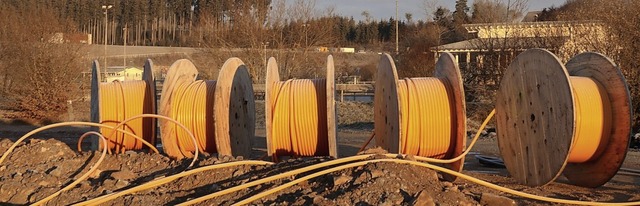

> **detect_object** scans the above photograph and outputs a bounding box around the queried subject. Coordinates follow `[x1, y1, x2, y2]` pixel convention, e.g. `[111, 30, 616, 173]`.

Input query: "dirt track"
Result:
[1, 102, 640, 205]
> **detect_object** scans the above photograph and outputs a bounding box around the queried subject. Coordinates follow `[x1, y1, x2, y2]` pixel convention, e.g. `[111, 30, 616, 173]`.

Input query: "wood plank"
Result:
[214, 58, 255, 158]
[496, 48, 574, 186]
[335, 84, 374, 92]
[326, 55, 338, 158]
[563, 52, 631, 188]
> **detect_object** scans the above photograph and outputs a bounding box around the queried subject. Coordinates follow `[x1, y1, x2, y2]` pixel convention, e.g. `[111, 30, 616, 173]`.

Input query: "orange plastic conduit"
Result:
[1, 114, 198, 205]
[397, 77, 455, 158]
[567, 76, 612, 163]
[99, 80, 155, 153]
[165, 80, 218, 156]
[269, 79, 328, 158]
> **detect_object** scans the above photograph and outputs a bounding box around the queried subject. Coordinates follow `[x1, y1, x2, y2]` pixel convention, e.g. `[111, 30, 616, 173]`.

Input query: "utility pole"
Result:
[303, 23, 308, 48]
[395, 0, 399, 54]
[102, 5, 113, 80]
[262, 41, 269, 71]
[123, 24, 127, 67]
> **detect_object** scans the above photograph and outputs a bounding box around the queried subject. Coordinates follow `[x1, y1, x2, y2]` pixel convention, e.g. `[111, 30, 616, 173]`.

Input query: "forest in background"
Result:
[2, 0, 640, 131]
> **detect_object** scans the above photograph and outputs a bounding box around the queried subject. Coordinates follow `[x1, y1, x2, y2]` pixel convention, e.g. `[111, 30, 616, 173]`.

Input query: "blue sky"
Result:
[311, 0, 567, 21]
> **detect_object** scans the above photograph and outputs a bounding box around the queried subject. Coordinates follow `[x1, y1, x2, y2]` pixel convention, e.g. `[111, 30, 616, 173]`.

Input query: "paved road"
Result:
[82, 45, 201, 58]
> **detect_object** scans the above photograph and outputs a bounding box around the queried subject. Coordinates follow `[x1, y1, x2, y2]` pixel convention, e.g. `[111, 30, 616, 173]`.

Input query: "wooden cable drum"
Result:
[158, 58, 255, 159]
[265, 56, 337, 160]
[374, 53, 466, 180]
[90, 60, 157, 153]
[496, 49, 631, 187]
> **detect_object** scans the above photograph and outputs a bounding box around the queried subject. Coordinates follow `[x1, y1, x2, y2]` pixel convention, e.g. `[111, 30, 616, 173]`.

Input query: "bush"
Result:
[0, 2, 83, 123]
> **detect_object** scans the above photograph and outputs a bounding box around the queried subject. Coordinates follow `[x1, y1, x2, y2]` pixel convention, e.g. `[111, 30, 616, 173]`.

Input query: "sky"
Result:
[311, 0, 567, 21]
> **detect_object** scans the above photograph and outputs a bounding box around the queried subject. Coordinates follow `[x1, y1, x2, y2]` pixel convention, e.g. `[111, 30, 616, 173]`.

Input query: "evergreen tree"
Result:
[433, 6, 453, 28]
[453, 0, 469, 25]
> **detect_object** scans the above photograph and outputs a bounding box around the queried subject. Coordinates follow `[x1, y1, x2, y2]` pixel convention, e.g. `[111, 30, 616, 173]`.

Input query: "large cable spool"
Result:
[496, 49, 631, 187]
[265, 56, 337, 159]
[158, 58, 255, 159]
[374, 53, 467, 179]
[90, 60, 157, 153]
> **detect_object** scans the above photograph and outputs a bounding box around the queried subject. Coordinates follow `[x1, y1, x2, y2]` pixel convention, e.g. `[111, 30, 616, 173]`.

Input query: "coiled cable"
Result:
[398, 77, 455, 158]
[269, 79, 329, 158]
[99, 80, 155, 153]
[165, 80, 218, 156]
[568, 76, 612, 162]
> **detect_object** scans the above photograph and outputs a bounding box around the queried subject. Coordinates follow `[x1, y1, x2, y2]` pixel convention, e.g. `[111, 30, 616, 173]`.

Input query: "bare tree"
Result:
[552, 0, 640, 130]
[0, 2, 84, 122]
[196, 0, 339, 83]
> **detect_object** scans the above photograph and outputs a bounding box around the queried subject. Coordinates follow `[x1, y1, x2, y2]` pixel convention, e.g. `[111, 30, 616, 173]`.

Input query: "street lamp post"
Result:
[395, 0, 399, 54]
[262, 42, 269, 71]
[102, 5, 113, 80]
[303, 23, 308, 48]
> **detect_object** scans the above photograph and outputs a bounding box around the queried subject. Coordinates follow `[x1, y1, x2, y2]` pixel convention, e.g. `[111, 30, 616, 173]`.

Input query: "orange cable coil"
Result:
[165, 80, 218, 156]
[99, 80, 155, 153]
[397, 77, 456, 158]
[567, 76, 612, 163]
[269, 79, 329, 157]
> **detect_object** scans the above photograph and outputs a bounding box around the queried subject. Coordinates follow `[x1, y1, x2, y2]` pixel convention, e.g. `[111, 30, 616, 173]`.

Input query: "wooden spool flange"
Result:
[89, 60, 102, 150]
[496, 49, 631, 187]
[374, 53, 467, 178]
[89, 60, 157, 150]
[214, 58, 256, 158]
[158, 58, 255, 159]
[158, 59, 199, 159]
[265, 55, 338, 158]
[143, 60, 157, 147]
[563, 52, 631, 187]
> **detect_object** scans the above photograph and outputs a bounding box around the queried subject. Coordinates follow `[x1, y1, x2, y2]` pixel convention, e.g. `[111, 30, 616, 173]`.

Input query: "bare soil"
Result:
[1, 102, 640, 205]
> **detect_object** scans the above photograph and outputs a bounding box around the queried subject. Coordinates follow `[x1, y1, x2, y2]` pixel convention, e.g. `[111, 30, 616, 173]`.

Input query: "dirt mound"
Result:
[0, 139, 483, 205]
[4, 137, 640, 205]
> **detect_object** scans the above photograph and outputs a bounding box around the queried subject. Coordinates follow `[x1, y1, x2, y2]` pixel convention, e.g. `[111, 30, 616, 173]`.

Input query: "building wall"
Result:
[458, 21, 610, 61]
[466, 21, 605, 39]
[120, 68, 144, 81]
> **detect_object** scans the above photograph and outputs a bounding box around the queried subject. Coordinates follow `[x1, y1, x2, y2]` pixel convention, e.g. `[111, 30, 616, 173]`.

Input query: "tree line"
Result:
[3, 0, 640, 130]
[0, 0, 527, 121]
[0, 0, 427, 49]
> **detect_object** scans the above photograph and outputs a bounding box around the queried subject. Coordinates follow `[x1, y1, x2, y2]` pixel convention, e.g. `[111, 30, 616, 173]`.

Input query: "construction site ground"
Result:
[1, 101, 640, 205]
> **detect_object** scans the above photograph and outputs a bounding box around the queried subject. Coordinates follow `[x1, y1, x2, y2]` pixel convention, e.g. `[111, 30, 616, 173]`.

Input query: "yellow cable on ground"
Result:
[27, 109, 636, 206]
[176, 154, 381, 206]
[398, 78, 455, 158]
[165, 80, 218, 156]
[568, 77, 612, 163]
[72, 160, 273, 206]
[232, 157, 640, 206]
[269, 79, 329, 158]
[178, 109, 495, 205]
[0, 115, 198, 205]
[32, 131, 108, 206]
[99, 80, 155, 153]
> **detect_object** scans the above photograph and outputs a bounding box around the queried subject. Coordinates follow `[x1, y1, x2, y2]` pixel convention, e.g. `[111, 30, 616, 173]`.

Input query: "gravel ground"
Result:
[2, 102, 640, 205]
